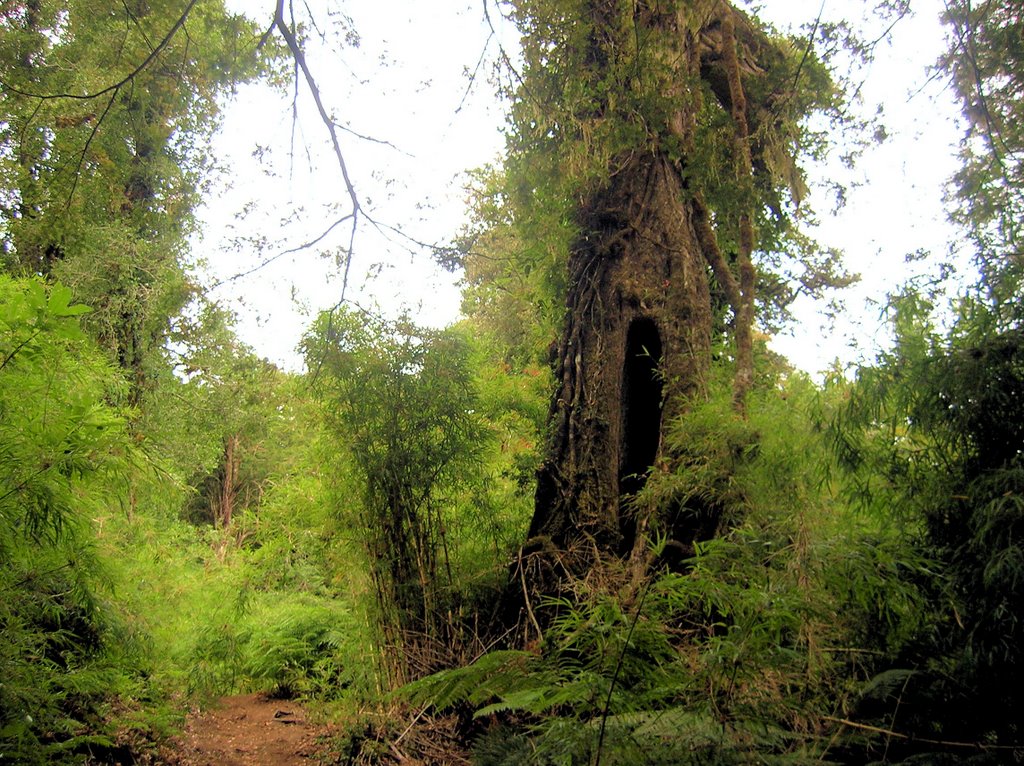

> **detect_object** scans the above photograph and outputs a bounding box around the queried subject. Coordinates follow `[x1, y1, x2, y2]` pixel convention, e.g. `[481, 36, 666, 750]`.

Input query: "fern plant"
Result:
[241, 597, 356, 698]
[398, 364, 922, 765]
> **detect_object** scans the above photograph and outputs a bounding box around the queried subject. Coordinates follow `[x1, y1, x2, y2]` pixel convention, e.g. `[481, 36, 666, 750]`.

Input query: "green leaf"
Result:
[47, 284, 91, 318]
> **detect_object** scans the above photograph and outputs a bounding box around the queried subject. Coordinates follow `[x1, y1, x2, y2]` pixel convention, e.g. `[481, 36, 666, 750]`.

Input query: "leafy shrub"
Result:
[240, 596, 364, 698]
[829, 294, 1024, 753]
[305, 308, 490, 679]
[0, 276, 143, 763]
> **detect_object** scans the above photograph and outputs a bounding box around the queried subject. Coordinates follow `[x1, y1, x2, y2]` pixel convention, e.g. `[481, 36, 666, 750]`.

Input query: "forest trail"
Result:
[168, 694, 333, 765]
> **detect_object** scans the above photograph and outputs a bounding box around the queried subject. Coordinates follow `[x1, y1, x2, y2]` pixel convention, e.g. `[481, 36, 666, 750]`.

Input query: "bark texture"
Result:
[521, 1, 774, 591]
[528, 151, 712, 572]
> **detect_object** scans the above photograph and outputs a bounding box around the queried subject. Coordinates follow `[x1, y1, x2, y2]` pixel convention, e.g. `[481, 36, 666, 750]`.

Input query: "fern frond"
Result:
[401, 649, 537, 711]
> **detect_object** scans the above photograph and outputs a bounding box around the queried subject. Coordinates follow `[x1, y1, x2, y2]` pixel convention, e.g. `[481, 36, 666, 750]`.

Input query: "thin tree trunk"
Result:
[219, 434, 239, 529]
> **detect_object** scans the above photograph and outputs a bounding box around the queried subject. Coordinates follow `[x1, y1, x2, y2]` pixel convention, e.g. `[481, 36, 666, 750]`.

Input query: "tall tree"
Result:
[0, 0, 269, 405]
[490, 0, 848, 586]
[940, 0, 1024, 306]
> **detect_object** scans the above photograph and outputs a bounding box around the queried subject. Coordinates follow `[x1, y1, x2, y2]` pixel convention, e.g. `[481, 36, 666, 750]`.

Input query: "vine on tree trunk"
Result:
[720, 5, 758, 415]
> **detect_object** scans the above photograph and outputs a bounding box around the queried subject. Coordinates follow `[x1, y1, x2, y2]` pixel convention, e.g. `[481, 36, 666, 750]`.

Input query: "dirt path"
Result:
[170, 693, 333, 766]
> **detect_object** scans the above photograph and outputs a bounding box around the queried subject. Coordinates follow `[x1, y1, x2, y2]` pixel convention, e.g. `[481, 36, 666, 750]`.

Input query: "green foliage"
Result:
[184, 593, 368, 701]
[305, 307, 491, 672]
[0, 275, 151, 763]
[456, 166, 567, 369]
[0, 0, 268, 244]
[407, 560, 835, 764]
[0, 277, 127, 543]
[404, 650, 539, 714]
[446, 322, 549, 581]
[401, 365, 933, 764]
[464, 0, 857, 342]
[238, 596, 353, 698]
[939, 0, 1024, 300]
[0, 0, 276, 401]
[99, 491, 379, 708]
[825, 299, 1019, 765]
[5, 5, 1019, 765]
[828, 293, 1024, 750]
[88, 359, 384, 705]
[152, 305, 298, 528]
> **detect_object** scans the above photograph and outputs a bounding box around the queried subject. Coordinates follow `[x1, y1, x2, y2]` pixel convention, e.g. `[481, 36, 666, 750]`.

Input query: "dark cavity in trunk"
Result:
[619, 317, 663, 552]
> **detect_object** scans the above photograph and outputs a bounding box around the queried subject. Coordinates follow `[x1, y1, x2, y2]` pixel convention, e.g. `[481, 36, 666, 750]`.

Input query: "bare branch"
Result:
[332, 121, 411, 155]
[208, 213, 355, 289]
[365, 216, 460, 262]
[455, 28, 494, 115]
[482, 0, 539, 106]
[787, 0, 826, 102]
[271, 0, 361, 301]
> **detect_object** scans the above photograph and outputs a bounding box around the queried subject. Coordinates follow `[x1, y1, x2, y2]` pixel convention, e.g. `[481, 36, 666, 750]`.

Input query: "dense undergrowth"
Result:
[398, 361, 939, 765]
[0, 274, 543, 763]
[3, 265, 1023, 765]
[0, 274, 372, 762]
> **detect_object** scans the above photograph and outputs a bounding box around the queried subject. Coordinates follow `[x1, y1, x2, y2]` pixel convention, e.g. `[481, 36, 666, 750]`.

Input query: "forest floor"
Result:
[163, 693, 336, 766]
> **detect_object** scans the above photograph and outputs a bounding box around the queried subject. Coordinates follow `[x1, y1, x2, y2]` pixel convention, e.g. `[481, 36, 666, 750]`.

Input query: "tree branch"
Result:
[692, 192, 742, 311]
[270, 0, 361, 302]
[824, 716, 1023, 751]
[0, 0, 201, 101]
[209, 213, 355, 289]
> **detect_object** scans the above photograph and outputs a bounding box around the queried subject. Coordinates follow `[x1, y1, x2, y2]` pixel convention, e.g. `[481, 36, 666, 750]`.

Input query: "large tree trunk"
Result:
[522, 2, 717, 584]
[526, 149, 713, 581]
[516, 1, 770, 605]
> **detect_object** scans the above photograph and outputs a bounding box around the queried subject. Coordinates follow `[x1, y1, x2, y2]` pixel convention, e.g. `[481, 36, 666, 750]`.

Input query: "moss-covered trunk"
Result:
[528, 151, 713, 571]
[501, 0, 831, 625]
[518, 3, 718, 592]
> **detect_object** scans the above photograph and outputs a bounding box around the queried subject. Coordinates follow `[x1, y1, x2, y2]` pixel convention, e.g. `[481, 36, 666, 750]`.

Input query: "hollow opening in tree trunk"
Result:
[619, 317, 663, 550]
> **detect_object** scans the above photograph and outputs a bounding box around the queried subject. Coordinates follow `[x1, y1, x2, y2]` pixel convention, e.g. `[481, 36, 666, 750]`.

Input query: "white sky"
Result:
[193, 0, 967, 377]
